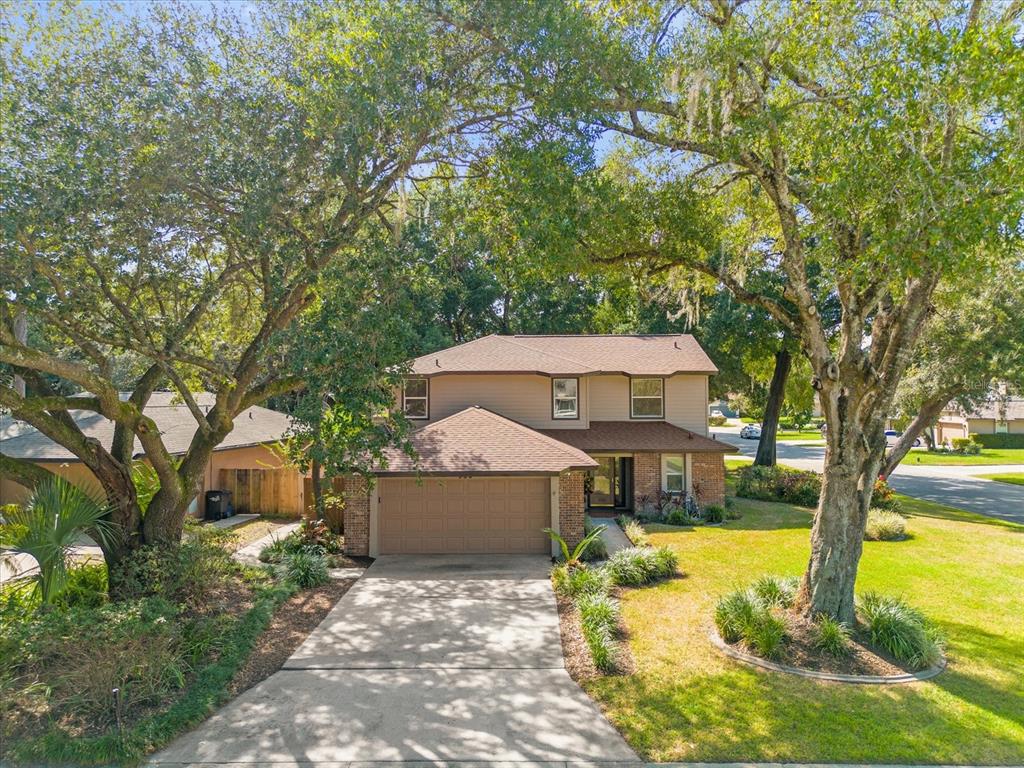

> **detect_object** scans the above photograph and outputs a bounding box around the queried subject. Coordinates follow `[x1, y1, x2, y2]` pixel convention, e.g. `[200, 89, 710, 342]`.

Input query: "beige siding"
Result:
[0, 462, 103, 507]
[967, 418, 996, 435]
[1010, 419, 1024, 434]
[587, 374, 708, 433]
[421, 374, 590, 429]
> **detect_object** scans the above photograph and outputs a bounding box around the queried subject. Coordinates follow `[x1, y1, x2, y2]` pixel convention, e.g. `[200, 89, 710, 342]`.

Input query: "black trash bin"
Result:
[205, 490, 234, 521]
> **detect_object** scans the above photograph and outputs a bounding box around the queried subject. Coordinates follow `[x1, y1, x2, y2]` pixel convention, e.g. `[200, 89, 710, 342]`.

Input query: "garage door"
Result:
[378, 476, 550, 554]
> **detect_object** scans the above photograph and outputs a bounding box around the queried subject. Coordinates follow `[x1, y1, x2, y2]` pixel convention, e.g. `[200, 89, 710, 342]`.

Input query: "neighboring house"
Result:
[934, 397, 1024, 445]
[341, 334, 735, 558]
[0, 392, 302, 517]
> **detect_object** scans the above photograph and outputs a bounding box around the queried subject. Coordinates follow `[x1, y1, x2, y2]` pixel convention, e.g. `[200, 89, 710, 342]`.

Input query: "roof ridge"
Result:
[497, 335, 596, 371]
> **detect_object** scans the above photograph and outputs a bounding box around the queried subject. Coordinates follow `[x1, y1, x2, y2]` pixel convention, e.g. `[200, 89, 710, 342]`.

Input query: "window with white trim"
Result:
[552, 377, 578, 419]
[662, 455, 685, 494]
[631, 377, 664, 418]
[402, 378, 428, 419]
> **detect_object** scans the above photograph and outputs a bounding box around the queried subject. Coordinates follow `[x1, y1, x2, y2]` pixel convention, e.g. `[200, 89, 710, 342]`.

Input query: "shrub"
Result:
[665, 505, 692, 526]
[53, 563, 108, 609]
[581, 517, 609, 561]
[857, 592, 944, 670]
[119, 525, 240, 603]
[735, 464, 821, 507]
[704, 504, 725, 524]
[951, 437, 982, 454]
[605, 546, 678, 586]
[280, 549, 330, 588]
[871, 477, 902, 512]
[708, 414, 728, 426]
[544, 525, 606, 567]
[812, 614, 852, 657]
[617, 517, 649, 546]
[714, 589, 759, 643]
[578, 594, 619, 672]
[751, 575, 798, 608]
[974, 432, 1024, 449]
[713, 587, 787, 659]
[297, 519, 343, 554]
[865, 509, 907, 541]
[551, 563, 610, 599]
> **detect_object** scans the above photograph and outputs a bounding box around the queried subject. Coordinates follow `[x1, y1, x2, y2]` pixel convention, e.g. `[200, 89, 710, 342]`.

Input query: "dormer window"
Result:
[402, 378, 429, 419]
[630, 377, 664, 419]
[552, 377, 579, 419]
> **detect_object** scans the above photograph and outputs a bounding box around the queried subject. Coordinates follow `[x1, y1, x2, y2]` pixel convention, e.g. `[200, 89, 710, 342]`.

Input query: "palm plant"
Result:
[543, 524, 605, 568]
[0, 477, 116, 605]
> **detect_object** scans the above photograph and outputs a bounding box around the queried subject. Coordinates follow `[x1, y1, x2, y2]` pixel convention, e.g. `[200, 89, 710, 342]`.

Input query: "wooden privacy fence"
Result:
[303, 476, 345, 532]
[218, 468, 304, 517]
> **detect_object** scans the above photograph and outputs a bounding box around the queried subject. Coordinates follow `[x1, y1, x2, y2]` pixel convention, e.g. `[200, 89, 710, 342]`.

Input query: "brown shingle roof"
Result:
[409, 334, 718, 376]
[377, 407, 599, 475]
[0, 392, 292, 462]
[540, 421, 737, 454]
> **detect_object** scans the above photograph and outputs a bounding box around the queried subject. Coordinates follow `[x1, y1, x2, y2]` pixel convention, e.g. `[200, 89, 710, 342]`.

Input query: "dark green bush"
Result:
[53, 563, 108, 609]
[813, 614, 852, 657]
[279, 549, 330, 588]
[973, 432, 1024, 449]
[857, 592, 944, 670]
[735, 464, 822, 506]
[704, 504, 726, 524]
[118, 524, 240, 603]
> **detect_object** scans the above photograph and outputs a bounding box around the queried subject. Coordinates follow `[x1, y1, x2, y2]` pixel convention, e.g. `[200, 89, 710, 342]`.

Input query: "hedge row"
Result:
[972, 433, 1024, 449]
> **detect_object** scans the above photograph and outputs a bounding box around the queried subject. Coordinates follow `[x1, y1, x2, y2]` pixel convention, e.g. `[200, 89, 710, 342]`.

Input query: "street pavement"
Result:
[715, 427, 1024, 524]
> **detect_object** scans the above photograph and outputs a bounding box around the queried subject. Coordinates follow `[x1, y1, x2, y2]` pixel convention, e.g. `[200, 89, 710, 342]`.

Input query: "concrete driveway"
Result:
[150, 555, 638, 766]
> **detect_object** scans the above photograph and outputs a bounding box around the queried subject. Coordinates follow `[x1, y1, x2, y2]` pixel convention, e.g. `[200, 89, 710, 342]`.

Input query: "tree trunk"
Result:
[754, 349, 791, 467]
[881, 393, 950, 477]
[12, 310, 27, 397]
[311, 456, 324, 520]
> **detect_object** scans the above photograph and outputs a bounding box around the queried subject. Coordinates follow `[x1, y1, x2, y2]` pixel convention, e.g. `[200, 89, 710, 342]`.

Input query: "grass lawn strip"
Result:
[975, 472, 1024, 486]
[900, 447, 1024, 465]
[582, 492, 1024, 763]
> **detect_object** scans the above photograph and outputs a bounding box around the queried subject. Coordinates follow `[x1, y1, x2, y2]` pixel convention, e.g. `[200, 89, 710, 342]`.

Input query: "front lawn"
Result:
[775, 428, 825, 441]
[976, 472, 1024, 486]
[584, 495, 1024, 763]
[900, 447, 1024, 466]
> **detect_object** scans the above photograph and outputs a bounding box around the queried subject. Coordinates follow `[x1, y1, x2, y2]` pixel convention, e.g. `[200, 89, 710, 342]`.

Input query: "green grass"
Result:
[583, 493, 1024, 763]
[976, 472, 1024, 486]
[775, 428, 825, 441]
[899, 448, 1024, 466]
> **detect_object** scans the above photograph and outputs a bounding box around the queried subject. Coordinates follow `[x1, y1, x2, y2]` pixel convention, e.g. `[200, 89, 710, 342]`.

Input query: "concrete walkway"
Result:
[149, 554, 637, 766]
[595, 519, 633, 555]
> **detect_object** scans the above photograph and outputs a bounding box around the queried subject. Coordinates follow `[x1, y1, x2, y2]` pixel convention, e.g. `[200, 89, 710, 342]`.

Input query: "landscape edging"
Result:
[708, 628, 946, 684]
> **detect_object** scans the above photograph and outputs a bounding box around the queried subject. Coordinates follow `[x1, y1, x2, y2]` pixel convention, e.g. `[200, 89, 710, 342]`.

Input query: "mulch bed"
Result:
[727, 611, 914, 677]
[228, 578, 354, 696]
[555, 592, 637, 680]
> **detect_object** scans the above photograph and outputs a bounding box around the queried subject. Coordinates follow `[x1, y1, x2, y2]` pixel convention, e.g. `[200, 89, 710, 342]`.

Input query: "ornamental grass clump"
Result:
[714, 575, 798, 661]
[857, 592, 944, 670]
[812, 614, 852, 657]
[751, 575, 798, 608]
[280, 549, 330, 589]
[551, 562, 611, 600]
[576, 592, 620, 672]
[605, 546, 678, 587]
[865, 509, 908, 541]
[616, 517, 649, 546]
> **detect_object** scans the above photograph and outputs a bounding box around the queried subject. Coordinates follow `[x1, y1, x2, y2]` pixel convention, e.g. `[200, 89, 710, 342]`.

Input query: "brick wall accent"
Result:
[342, 475, 370, 556]
[558, 471, 586, 548]
[633, 452, 661, 510]
[692, 454, 726, 507]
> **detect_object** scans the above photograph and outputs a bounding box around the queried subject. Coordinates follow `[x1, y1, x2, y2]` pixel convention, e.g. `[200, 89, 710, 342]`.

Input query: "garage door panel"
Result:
[378, 475, 550, 554]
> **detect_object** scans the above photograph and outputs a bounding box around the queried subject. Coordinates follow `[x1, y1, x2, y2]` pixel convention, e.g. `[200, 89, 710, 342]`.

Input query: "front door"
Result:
[588, 456, 632, 509]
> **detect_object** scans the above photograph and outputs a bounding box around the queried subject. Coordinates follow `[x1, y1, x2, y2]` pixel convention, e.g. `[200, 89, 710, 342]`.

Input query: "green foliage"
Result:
[865, 509, 908, 542]
[577, 592, 620, 672]
[605, 546, 678, 587]
[713, 587, 788, 660]
[544, 525, 605, 568]
[582, 516, 609, 561]
[703, 504, 726, 524]
[279, 549, 330, 589]
[132, 461, 163, 514]
[53, 563, 108, 610]
[296, 519, 343, 554]
[871, 477, 902, 512]
[812, 615, 852, 658]
[0, 477, 115, 605]
[857, 593, 945, 670]
[616, 517, 649, 547]
[951, 438, 983, 455]
[551, 563, 610, 600]
[973, 432, 1024, 449]
[736, 465, 822, 507]
[708, 414, 728, 426]
[751, 575, 799, 609]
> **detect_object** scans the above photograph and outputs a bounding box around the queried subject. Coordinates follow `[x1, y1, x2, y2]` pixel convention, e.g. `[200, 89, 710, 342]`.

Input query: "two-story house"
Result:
[340, 334, 734, 557]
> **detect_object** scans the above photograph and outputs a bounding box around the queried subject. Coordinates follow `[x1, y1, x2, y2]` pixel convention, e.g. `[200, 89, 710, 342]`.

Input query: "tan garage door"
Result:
[378, 476, 550, 554]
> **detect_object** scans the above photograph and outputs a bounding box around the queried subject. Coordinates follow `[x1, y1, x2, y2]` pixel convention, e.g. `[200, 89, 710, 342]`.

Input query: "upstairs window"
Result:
[552, 378, 579, 419]
[402, 378, 429, 419]
[630, 377, 664, 419]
